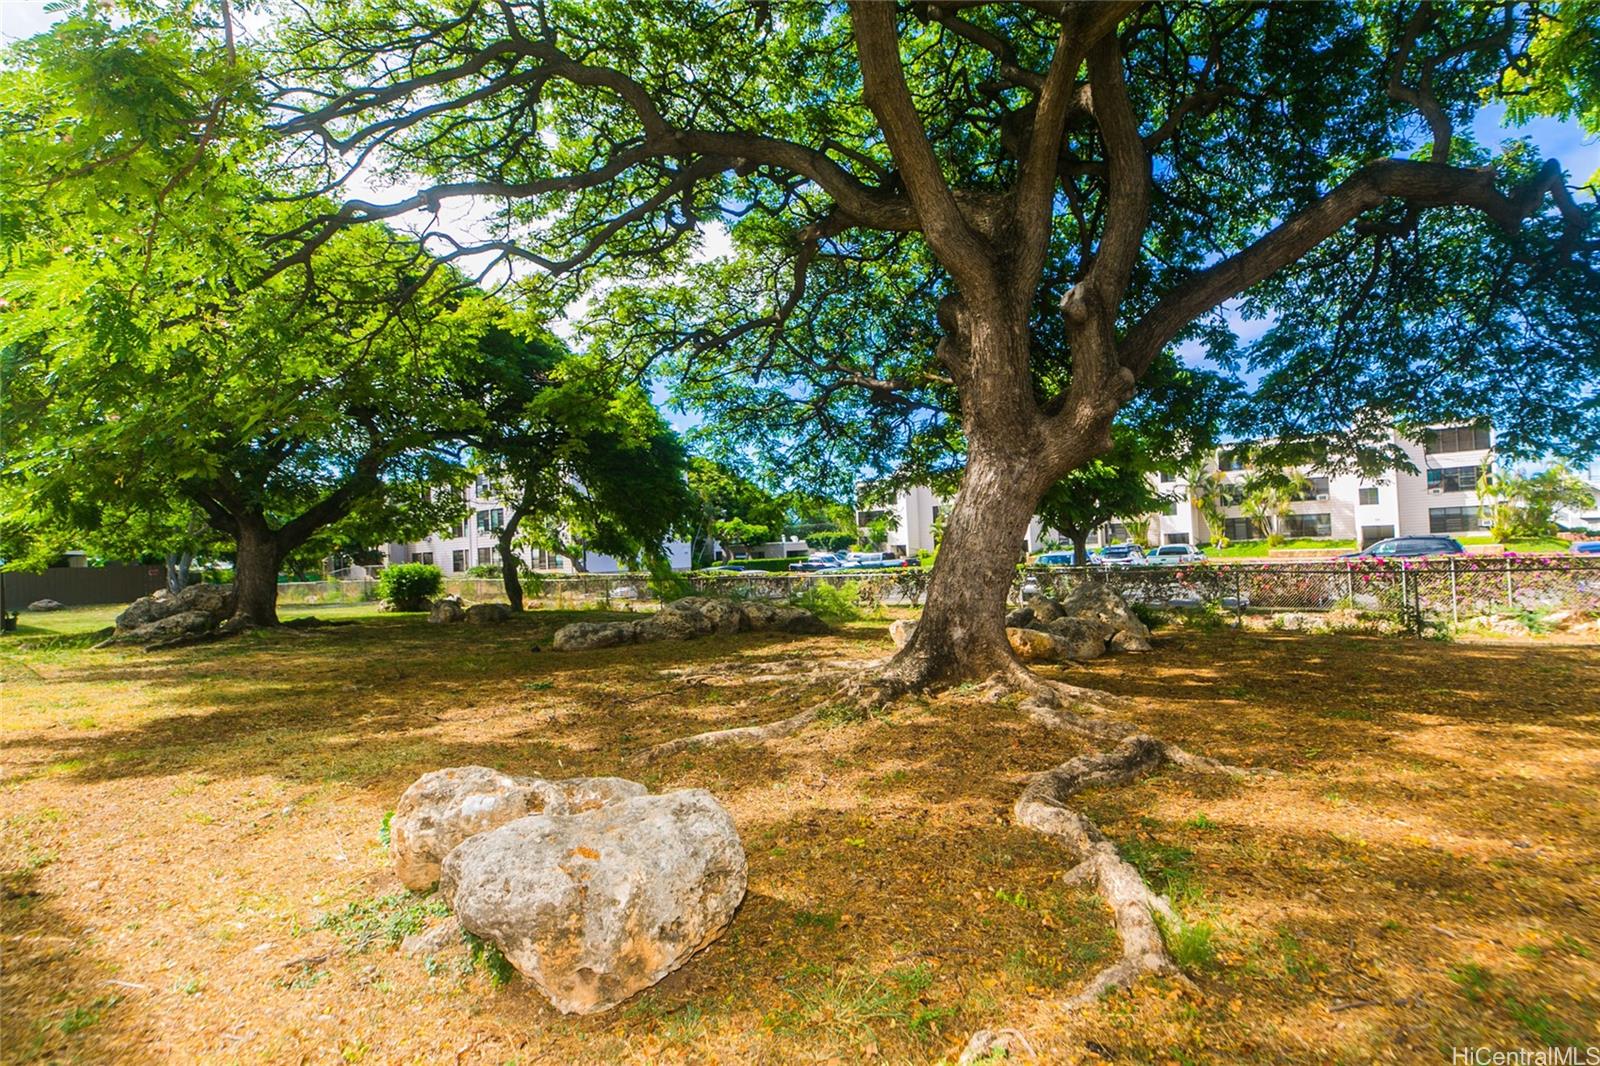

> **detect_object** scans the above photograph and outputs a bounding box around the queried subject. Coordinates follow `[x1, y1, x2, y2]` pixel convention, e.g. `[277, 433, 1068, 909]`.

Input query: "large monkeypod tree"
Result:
[266, 2, 1596, 689]
[0, 12, 566, 627]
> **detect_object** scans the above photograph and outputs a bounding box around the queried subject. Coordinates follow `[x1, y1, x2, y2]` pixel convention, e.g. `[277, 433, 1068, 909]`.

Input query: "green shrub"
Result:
[376, 563, 443, 610]
[645, 555, 693, 602]
[790, 580, 861, 623]
[1129, 602, 1167, 629]
[806, 532, 855, 552]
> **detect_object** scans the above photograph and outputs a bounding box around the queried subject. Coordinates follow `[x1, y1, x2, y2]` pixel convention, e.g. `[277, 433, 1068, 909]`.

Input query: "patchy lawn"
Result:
[2, 604, 1597, 1064]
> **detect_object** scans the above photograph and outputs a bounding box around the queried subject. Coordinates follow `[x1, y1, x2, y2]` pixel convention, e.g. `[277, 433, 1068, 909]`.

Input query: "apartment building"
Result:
[868, 423, 1500, 555]
[383, 476, 694, 573]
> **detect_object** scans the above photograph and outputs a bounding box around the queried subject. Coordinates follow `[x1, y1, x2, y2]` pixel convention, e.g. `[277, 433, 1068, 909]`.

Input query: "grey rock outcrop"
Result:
[887, 586, 1148, 662]
[429, 596, 465, 624]
[441, 789, 747, 1014]
[113, 583, 235, 634]
[465, 602, 513, 625]
[27, 599, 65, 612]
[105, 584, 238, 646]
[552, 597, 826, 652]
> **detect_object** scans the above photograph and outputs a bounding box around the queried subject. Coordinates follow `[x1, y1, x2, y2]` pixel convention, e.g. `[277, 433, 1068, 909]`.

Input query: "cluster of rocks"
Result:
[389, 765, 747, 1014]
[101, 584, 238, 646]
[889, 584, 1153, 663]
[426, 595, 513, 625]
[1462, 607, 1598, 638]
[1242, 608, 1404, 635]
[552, 596, 827, 652]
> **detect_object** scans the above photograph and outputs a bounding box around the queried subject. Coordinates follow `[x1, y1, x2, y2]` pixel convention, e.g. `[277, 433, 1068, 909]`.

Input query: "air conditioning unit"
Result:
[1428, 487, 1445, 495]
[1315, 493, 1329, 501]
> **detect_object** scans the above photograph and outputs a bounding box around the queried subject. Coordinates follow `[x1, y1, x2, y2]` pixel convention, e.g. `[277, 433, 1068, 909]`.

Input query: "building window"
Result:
[1163, 533, 1190, 545]
[476, 546, 498, 566]
[1429, 506, 1486, 533]
[412, 551, 434, 565]
[1223, 517, 1261, 541]
[1218, 449, 1246, 471]
[1291, 476, 1330, 501]
[451, 549, 466, 572]
[1157, 470, 1174, 483]
[476, 508, 505, 532]
[1426, 465, 1481, 494]
[474, 475, 491, 496]
[1424, 425, 1491, 454]
[1359, 486, 1380, 506]
[1161, 501, 1178, 516]
[1282, 512, 1332, 538]
[1360, 524, 1395, 546]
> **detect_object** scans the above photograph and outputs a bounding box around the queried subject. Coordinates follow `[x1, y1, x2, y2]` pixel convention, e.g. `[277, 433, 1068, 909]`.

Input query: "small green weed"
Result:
[316, 892, 449, 954]
[464, 931, 516, 987]
[1448, 961, 1493, 1003]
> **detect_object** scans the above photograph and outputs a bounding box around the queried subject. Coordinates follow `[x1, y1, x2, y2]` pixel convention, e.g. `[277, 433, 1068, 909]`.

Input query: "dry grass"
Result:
[2, 603, 1596, 1064]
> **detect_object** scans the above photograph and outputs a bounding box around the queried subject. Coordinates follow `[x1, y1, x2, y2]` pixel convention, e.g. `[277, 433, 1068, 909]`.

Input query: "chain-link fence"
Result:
[277, 557, 1600, 634]
[1021, 557, 1600, 633]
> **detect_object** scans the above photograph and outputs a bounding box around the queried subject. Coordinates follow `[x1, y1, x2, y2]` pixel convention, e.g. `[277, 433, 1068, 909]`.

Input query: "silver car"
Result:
[1096, 543, 1147, 566]
[1149, 544, 1207, 565]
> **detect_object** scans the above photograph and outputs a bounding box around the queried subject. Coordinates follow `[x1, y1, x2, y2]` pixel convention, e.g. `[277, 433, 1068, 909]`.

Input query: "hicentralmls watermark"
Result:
[1451, 1049, 1600, 1066]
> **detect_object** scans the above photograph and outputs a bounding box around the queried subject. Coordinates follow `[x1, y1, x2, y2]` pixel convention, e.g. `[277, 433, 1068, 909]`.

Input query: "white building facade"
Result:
[870, 423, 1502, 556]
[383, 477, 694, 574]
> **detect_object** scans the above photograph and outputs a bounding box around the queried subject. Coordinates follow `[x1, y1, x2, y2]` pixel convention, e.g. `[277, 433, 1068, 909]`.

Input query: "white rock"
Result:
[441, 789, 747, 1014]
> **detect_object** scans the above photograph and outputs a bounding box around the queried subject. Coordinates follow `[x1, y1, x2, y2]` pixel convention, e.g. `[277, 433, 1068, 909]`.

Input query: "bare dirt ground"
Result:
[2, 604, 1597, 1064]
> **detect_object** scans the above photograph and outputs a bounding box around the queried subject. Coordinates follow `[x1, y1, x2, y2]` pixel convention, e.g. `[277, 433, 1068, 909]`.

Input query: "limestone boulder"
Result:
[391, 767, 549, 890]
[888, 618, 917, 649]
[1004, 606, 1034, 629]
[1024, 593, 1064, 624]
[737, 602, 781, 630]
[1057, 584, 1153, 652]
[639, 602, 714, 641]
[441, 789, 747, 1014]
[27, 599, 65, 612]
[429, 596, 465, 624]
[771, 606, 830, 635]
[1043, 616, 1110, 659]
[1007, 626, 1069, 662]
[135, 609, 218, 645]
[552, 621, 639, 651]
[466, 602, 513, 625]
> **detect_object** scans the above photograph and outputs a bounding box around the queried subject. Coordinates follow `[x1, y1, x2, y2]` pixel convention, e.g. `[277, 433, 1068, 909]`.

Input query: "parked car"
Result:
[1035, 551, 1078, 567]
[1096, 543, 1147, 567]
[788, 552, 846, 571]
[1341, 536, 1466, 559]
[1149, 544, 1207, 565]
[701, 564, 748, 574]
[1572, 541, 1600, 555]
[817, 553, 918, 573]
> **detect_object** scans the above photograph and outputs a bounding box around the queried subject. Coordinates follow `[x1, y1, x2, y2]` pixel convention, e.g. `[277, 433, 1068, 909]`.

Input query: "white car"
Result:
[1149, 544, 1207, 565]
[1096, 544, 1147, 566]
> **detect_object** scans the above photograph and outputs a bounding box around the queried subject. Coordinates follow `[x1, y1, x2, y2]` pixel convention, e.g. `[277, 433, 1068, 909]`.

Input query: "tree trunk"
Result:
[497, 533, 523, 611]
[1071, 529, 1091, 568]
[164, 551, 195, 594]
[231, 523, 282, 626]
[882, 442, 1047, 690]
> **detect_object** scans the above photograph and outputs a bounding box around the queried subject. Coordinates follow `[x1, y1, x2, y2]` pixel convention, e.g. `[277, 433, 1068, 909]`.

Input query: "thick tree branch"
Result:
[849, 1, 994, 296]
[1118, 158, 1589, 377]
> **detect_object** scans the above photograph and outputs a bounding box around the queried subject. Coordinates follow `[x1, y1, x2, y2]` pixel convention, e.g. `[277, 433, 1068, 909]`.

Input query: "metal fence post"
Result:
[1400, 566, 1409, 631]
[1504, 556, 1514, 607]
[1448, 557, 1459, 627]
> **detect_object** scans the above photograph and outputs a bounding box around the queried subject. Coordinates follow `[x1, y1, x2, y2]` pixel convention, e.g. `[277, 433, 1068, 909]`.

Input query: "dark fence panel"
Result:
[2, 565, 166, 608]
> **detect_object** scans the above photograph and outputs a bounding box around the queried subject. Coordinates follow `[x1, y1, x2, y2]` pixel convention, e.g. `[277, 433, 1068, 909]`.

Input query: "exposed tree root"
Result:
[630, 702, 829, 764]
[631, 657, 886, 763]
[656, 657, 883, 687]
